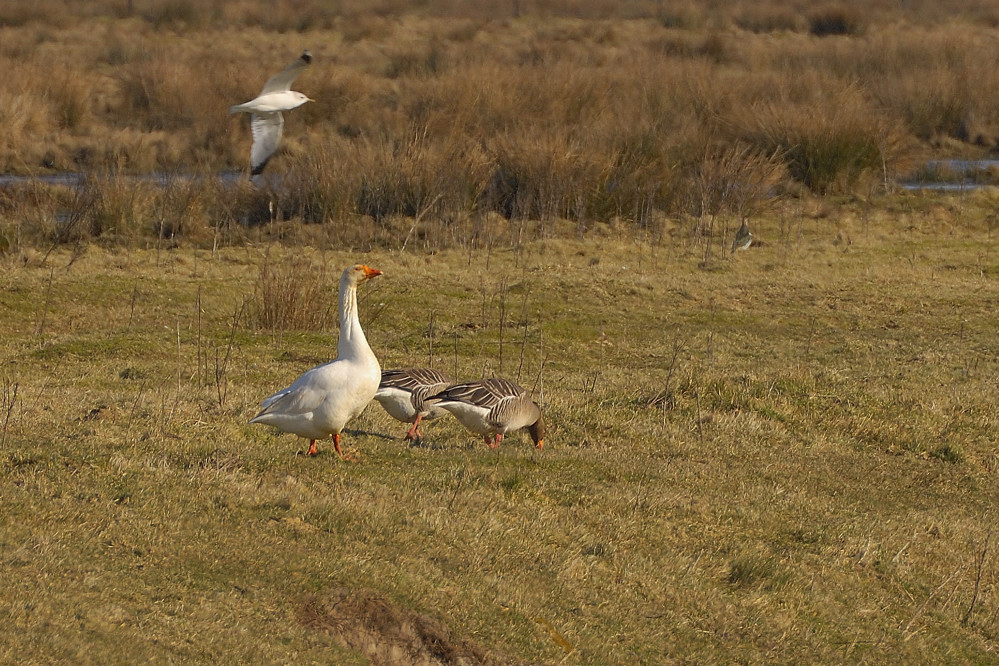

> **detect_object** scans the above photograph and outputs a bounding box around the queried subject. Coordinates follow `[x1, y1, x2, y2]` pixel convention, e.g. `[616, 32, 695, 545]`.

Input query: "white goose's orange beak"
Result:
[360, 265, 382, 280]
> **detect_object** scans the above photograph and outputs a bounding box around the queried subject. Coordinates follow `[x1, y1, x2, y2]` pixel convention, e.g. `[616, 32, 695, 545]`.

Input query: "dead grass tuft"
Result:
[808, 3, 864, 36]
[253, 250, 335, 332]
[301, 587, 512, 665]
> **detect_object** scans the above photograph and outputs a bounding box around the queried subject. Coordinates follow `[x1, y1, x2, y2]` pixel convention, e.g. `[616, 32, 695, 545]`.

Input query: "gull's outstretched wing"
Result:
[259, 50, 312, 95]
[250, 112, 284, 176]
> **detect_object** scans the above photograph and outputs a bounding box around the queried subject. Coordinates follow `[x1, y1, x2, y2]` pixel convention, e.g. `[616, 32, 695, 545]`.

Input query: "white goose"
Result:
[230, 50, 313, 177]
[374, 368, 451, 443]
[429, 378, 545, 450]
[249, 264, 382, 459]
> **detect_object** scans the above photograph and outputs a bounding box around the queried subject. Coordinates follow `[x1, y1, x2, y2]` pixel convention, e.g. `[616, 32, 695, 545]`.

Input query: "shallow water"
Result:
[900, 159, 999, 191]
[2, 162, 997, 193]
[0, 171, 245, 188]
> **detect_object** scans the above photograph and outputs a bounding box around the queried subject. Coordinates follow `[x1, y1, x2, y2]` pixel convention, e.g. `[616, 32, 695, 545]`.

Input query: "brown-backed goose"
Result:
[374, 368, 452, 442]
[732, 219, 753, 252]
[429, 378, 545, 449]
[249, 264, 381, 459]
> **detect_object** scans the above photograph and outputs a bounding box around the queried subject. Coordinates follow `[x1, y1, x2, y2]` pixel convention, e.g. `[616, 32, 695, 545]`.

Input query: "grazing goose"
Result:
[375, 368, 452, 443]
[249, 264, 382, 459]
[429, 378, 545, 450]
[731, 219, 753, 252]
[230, 50, 313, 177]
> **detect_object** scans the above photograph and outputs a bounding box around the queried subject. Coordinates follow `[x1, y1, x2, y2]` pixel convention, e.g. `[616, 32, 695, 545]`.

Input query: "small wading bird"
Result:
[374, 368, 452, 443]
[429, 378, 545, 450]
[230, 50, 313, 178]
[249, 264, 382, 460]
[732, 219, 753, 252]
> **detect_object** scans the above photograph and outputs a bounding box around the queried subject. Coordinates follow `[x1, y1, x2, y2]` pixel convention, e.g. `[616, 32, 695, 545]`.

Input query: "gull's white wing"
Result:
[250, 112, 284, 176]
[259, 50, 312, 95]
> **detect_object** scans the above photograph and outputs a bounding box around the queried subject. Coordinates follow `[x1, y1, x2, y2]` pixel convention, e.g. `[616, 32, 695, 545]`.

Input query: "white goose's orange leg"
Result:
[305, 439, 319, 456]
[331, 432, 358, 461]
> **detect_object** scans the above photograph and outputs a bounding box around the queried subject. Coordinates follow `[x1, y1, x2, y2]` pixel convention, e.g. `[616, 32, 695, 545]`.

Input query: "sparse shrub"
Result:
[735, 5, 805, 33]
[736, 84, 898, 193]
[486, 129, 614, 223]
[657, 1, 703, 30]
[385, 42, 447, 79]
[809, 3, 863, 36]
[727, 550, 785, 589]
[0, 0, 72, 28]
[87, 174, 150, 240]
[142, 0, 218, 30]
[150, 176, 210, 240]
[253, 252, 335, 332]
[932, 443, 963, 464]
[684, 143, 785, 220]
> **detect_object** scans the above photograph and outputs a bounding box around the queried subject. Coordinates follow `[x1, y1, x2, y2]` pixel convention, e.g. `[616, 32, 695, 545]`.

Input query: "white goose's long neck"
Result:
[337, 274, 371, 360]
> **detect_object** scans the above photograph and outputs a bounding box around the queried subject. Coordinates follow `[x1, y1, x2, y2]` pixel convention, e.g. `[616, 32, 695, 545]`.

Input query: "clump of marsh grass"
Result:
[727, 549, 790, 591]
[734, 4, 806, 33]
[81, 173, 151, 241]
[736, 82, 900, 193]
[808, 3, 864, 36]
[681, 143, 785, 259]
[252, 251, 335, 333]
[150, 174, 210, 241]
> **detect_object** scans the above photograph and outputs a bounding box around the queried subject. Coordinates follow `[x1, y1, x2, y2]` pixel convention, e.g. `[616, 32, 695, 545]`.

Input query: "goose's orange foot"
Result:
[405, 415, 424, 441]
[330, 433, 359, 462]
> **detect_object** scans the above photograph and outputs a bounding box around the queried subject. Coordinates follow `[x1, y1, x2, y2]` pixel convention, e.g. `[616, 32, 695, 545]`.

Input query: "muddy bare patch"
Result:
[300, 587, 519, 666]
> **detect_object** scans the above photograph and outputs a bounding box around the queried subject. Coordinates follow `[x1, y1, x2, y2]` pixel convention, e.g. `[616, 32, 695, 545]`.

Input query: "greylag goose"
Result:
[374, 368, 451, 442]
[230, 50, 313, 177]
[429, 378, 545, 450]
[249, 264, 381, 459]
[731, 219, 753, 252]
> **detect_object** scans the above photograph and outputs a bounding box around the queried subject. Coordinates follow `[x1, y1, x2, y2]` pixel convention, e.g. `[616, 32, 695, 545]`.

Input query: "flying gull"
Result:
[230, 50, 313, 178]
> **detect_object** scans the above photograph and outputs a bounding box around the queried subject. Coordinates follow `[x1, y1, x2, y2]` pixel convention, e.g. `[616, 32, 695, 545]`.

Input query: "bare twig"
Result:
[196, 285, 203, 389]
[517, 289, 529, 383]
[215, 301, 245, 409]
[1, 378, 18, 448]
[125, 379, 147, 444]
[963, 532, 992, 626]
[498, 279, 507, 374]
[35, 267, 55, 337]
[400, 194, 442, 253]
[427, 310, 435, 368]
[127, 282, 139, 332]
[902, 562, 968, 635]
[695, 390, 705, 448]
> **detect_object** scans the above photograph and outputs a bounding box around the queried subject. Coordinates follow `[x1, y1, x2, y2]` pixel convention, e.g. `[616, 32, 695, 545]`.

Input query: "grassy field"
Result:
[4, 1, 999, 663]
[1, 190, 999, 663]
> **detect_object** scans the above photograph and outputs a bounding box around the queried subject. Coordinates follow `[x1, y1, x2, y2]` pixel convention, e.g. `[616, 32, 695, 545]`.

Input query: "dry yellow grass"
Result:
[3, 2, 999, 663]
[1, 191, 999, 662]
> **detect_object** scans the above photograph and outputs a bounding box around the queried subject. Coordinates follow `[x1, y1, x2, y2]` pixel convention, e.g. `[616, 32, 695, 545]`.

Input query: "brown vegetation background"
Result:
[3, 0, 999, 248]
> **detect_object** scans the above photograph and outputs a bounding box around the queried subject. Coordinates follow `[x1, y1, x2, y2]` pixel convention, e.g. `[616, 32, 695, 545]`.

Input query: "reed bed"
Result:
[3, 1, 999, 250]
